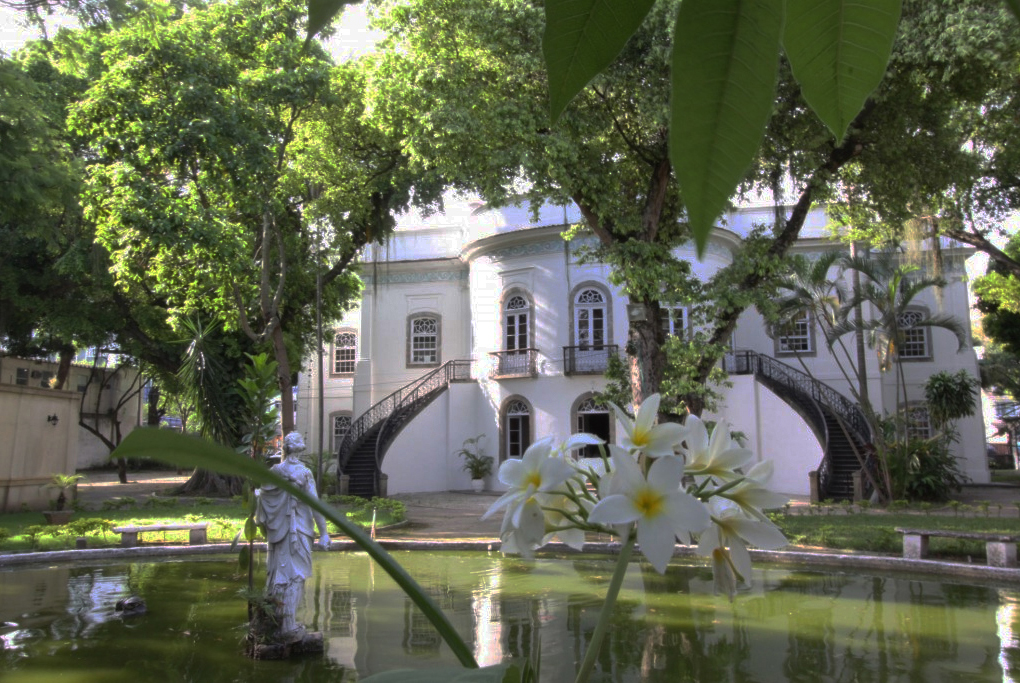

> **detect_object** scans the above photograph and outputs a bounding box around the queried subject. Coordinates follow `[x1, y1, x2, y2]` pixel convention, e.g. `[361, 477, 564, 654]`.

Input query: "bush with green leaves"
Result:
[102, 497, 137, 510]
[887, 436, 969, 502]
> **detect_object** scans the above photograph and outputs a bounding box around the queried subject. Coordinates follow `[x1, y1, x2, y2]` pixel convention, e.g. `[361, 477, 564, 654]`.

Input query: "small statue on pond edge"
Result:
[250, 431, 329, 658]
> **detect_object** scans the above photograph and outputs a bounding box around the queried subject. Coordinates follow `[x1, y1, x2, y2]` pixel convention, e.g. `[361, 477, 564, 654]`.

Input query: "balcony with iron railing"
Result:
[563, 345, 619, 376]
[489, 349, 538, 379]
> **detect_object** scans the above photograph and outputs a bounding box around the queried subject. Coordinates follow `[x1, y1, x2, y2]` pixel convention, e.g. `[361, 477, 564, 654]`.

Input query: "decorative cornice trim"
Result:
[362, 270, 468, 285]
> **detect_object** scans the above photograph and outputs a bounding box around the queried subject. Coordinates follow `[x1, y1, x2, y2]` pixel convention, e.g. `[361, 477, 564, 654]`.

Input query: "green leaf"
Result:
[113, 428, 478, 669]
[1008, 0, 1020, 23]
[239, 544, 251, 571]
[305, 0, 359, 44]
[670, 0, 784, 255]
[544, 0, 655, 122]
[244, 516, 257, 542]
[784, 0, 901, 141]
[360, 663, 520, 683]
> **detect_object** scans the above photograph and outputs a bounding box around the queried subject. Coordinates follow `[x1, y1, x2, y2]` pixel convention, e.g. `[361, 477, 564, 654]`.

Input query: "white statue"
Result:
[256, 431, 330, 642]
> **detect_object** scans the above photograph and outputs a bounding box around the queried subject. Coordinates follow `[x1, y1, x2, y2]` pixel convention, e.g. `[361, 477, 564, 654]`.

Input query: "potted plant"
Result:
[457, 435, 493, 492]
[43, 473, 85, 524]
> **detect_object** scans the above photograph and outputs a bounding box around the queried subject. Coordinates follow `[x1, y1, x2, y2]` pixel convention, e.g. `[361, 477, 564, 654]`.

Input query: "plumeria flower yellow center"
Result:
[608, 393, 687, 459]
[634, 488, 664, 517]
[589, 449, 709, 573]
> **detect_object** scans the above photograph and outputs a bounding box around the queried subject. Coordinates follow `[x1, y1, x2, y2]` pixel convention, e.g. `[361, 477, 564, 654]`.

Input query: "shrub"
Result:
[0, 527, 9, 543]
[143, 496, 179, 509]
[102, 497, 137, 511]
[886, 435, 968, 502]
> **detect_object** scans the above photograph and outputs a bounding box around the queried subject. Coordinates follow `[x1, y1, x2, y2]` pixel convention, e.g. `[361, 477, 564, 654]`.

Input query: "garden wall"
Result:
[0, 384, 80, 511]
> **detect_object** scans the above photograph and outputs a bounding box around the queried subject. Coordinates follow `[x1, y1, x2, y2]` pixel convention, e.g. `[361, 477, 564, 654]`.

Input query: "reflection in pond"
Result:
[1, 552, 1018, 682]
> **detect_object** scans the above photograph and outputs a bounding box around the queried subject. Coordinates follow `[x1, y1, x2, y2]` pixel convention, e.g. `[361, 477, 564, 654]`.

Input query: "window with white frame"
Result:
[659, 305, 687, 338]
[504, 295, 530, 352]
[409, 315, 440, 366]
[333, 331, 357, 375]
[332, 413, 352, 452]
[777, 311, 813, 354]
[897, 310, 929, 359]
[504, 398, 531, 461]
[15, 367, 28, 386]
[575, 288, 607, 349]
[905, 405, 933, 440]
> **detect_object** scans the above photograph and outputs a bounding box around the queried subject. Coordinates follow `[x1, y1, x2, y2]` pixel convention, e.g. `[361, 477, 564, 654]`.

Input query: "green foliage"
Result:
[143, 497, 179, 509]
[538, 0, 901, 250]
[101, 496, 137, 510]
[456, 435, 493, 479]
[924, 370, 979, 430]
[0, 527, 9, 542]
[783, 0, 902, 142]
[671, 0, 783, 252]
[886, 435, 969, 502]
[236, 353, 281, 462]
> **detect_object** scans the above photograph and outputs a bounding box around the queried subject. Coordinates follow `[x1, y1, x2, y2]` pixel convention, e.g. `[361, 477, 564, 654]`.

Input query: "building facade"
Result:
[296, 200, 989, 498]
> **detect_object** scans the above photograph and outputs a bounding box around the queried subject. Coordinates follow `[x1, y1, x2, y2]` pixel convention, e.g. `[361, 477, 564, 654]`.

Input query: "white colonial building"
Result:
[295, 198, 989, 499]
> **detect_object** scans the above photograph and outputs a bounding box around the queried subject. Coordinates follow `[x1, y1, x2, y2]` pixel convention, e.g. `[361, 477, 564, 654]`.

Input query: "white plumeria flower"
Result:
[588, 450, 710, 573]
[541, 493, 591, 550]
[609, 393, 687, 458]
[697, 498, 787, 598]
[555, 432, 605, 458]
[499, 496, 546, 558]
[718, 460, 789, 521]
[681, 415, 752, 482]
[483, 436, 575, 523]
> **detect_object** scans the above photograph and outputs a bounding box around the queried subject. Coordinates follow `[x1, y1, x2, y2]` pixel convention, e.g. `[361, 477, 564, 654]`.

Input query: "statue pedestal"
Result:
[246, 631, 324, 660]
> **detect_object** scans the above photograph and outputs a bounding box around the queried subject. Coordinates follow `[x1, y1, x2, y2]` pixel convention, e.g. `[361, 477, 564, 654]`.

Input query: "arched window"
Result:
[574, 288, 607, 349]
[407, 315, 441, 367]
[897, 309, 930, 359]
[504, 294, 531, 353]
[332, 331, 357, 375]
[501, 397, 533, 462]
[572, 394, 612, 458]
[331, 412, 353, 452]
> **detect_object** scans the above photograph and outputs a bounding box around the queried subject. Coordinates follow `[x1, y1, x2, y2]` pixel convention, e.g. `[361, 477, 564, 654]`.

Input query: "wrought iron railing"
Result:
[336, 359, 472, 471]
[563, 345, 619, 375]
[489, 349, 538, 378]
[722, 351, 871, 444]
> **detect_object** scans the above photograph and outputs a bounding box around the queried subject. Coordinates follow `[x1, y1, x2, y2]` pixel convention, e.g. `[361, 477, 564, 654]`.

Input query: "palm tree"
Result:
[774, 251, 888, 500]
[832, 254, 968, 436]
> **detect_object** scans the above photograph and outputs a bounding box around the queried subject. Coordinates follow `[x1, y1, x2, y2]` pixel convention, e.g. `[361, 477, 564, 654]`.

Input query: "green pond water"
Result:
[1, 551, 1018, 682]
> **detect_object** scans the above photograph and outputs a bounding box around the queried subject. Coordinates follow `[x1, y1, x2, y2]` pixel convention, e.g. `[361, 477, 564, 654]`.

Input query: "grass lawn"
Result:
[991, 469, 1020, 485]
[772, 511, 1020, 559]
[0, 495, 405, 553]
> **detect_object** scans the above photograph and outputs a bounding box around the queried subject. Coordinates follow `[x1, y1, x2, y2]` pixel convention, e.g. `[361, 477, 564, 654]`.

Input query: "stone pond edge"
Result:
[1, 540, 1018, 587]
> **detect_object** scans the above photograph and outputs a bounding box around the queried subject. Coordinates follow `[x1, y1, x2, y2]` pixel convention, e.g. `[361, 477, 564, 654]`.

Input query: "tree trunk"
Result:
[850, 241, 869, 405]
[272, 322, 294, 434]
[54, 346, 74, 390]
[176, 469, 246, 497]
[146, 383, 163, 427]
[627, 295, 666, 406]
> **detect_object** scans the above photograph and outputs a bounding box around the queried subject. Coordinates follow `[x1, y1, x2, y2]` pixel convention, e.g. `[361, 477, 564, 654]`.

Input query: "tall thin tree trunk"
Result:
[272, 322, 294, 434]
[850, 241, 869, 405]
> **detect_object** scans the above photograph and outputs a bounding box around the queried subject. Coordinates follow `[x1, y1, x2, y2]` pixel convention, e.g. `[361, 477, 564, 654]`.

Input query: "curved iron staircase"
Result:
[723, 351, 873, 501]
[336, 360, 472, 497]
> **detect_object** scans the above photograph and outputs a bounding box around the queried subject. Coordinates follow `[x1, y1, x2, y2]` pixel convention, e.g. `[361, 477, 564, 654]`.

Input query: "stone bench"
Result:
[112, 523, 209, 548]
[895, 527, 1018, 567]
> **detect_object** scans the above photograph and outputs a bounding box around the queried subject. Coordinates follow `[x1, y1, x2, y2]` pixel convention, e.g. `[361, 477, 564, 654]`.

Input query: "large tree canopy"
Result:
[66, 0, 440, 431]
[363, 0, 1011, 412]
